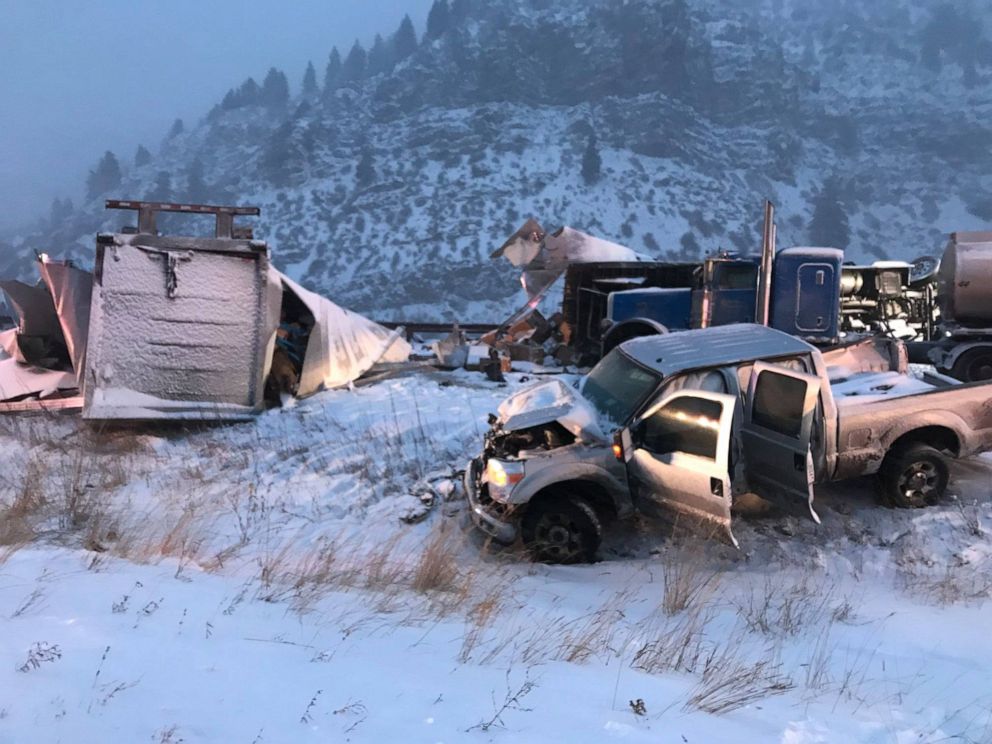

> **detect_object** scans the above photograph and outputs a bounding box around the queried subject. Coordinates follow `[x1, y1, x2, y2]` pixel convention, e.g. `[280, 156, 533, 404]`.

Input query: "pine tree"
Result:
[86, 151, 122, 200]
[238, 78, 261, 107]
[262, 122, 298, 188]
[809, 177, 850, 248]
[261, 68, 290, 109]
[368, 34, 393, 76]
[134, 145, 152, 167]
[393, 15, 418, 61]
[147, 171, 172, 201]
[186, 158, 208, 203]
[355, 147, 375, 188]
[167, 118, 184, 139]
[426, 0, 451, 39]
[581, 135, 602, 185]
[323, 48, 342, 96]
[49, 197, 73, 225]
[49, 198, 62, 226]
[302, 61, 318, 98]
[450, 0, 472, 23]
[341, 41, 367, 83]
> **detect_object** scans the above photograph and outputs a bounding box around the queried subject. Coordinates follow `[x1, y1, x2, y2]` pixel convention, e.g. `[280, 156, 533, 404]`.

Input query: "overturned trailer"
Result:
[1, 201, 410, 419]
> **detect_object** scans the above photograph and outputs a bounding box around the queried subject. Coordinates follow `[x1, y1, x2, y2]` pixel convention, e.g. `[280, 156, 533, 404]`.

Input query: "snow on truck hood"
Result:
[496, 378, 609, 443]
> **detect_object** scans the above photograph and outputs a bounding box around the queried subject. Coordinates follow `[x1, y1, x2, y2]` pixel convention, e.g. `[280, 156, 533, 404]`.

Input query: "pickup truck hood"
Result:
[497, 379, 608, 444]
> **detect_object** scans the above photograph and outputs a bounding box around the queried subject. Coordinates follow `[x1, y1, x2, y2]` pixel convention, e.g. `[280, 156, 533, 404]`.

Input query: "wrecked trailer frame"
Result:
[84, 230, 276, 421]
[1, 200, 411, 420]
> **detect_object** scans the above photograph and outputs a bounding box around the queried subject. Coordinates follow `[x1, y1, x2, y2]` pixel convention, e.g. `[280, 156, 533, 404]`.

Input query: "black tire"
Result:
[950, 348, 992, 383]
[521, 497, 602, 564]
[602, 323, 668, 356]
[879, 443, 950, 509]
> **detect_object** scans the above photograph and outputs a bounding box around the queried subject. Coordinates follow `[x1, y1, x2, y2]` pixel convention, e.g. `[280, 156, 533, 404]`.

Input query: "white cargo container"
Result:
[83, 228, 277, 420]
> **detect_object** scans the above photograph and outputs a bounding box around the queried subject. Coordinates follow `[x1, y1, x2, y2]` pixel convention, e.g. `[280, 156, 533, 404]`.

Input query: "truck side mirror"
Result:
[613, 428, 636, 462]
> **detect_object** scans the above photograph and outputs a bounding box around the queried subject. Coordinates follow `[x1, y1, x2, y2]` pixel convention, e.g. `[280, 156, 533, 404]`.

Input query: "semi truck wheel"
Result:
[602, 322, 668, 356]
[521, 496, 602, 564]
[879, 443, 950, 509]
[950, 347, 992, 382]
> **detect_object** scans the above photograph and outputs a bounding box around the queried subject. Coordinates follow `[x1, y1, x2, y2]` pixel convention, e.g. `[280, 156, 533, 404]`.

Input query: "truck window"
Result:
[714, 263, 758, 289]
[662, 369, 728, 396]
[581, 349, 661, 426]
[641, 396, 723, 460]
[751, 371, 805, 438]
[737, 356, 810, 396]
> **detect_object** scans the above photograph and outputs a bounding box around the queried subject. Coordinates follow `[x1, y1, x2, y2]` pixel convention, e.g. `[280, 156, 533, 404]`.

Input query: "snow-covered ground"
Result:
[1, 369, 992, 743]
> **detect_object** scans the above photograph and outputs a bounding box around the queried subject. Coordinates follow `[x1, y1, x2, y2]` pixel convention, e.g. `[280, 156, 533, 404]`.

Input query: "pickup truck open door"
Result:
[620, 390, 739, 545]
[740, 362, 822, 522]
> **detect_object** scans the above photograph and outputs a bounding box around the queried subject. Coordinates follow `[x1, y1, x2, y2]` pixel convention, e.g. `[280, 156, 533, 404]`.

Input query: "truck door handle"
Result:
[710, 477, 723, 497]
[793, 453, 805, 471]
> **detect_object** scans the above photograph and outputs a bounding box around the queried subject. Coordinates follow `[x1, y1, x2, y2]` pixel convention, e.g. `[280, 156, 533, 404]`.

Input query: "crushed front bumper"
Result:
[464, 456, 518, 545]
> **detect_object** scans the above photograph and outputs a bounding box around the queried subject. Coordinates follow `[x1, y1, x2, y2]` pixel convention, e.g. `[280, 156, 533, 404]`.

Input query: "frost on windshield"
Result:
[581, 350, 660, 428]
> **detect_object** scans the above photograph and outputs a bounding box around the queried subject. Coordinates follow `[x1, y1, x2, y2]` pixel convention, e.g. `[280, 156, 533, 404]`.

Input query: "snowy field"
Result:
[1, 369, 991, 743]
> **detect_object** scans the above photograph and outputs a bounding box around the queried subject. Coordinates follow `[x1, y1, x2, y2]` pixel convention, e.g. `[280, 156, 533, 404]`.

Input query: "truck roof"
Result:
[619, 323, 816, 376]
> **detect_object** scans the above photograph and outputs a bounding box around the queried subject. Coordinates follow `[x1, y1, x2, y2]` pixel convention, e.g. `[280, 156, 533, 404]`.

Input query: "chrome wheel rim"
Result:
[533, 513, 583, 561]
[898, 460, 939, 503]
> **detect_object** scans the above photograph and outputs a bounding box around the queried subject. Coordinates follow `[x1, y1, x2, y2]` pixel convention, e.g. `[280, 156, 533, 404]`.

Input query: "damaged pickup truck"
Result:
[465, 324, 992, 562]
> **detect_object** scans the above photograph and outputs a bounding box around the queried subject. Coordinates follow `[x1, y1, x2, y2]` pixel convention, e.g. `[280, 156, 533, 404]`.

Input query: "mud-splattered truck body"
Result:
[465, 324, 992, 562]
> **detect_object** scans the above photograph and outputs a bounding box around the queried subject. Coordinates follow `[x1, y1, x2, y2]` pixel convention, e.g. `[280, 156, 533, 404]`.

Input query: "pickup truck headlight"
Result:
[486, 458, 525, 496]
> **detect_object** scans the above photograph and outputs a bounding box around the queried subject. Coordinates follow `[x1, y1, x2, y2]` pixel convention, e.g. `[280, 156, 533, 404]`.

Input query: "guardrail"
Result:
[375, 321, 496, 342]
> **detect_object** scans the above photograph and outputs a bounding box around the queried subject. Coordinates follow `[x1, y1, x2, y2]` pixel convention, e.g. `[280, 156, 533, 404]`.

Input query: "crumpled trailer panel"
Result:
[273, 270, 410, 396]
[83, 233, 275, 421]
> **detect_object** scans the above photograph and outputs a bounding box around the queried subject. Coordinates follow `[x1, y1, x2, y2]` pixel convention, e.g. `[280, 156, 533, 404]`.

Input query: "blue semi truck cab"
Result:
[587, 247, 843, 357]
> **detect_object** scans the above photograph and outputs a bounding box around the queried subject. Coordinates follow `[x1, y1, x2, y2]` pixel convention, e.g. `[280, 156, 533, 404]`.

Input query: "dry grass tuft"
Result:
[411, 522, 461, 594]
[683, 642, 794, 714]
[458, 584, 509, 663]
[659, 536, 722, 615]
[903, 564, 992, 605]
[631, 601, 717, 676]
[0, 512, 35, 550]
[734, 575, 836, 636]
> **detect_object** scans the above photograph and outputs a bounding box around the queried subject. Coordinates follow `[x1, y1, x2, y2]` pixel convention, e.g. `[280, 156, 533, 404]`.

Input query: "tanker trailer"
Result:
[927, 232, 992, 382]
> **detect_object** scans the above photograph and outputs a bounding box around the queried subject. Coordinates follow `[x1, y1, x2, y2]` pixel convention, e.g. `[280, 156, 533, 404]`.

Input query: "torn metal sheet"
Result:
[37, 257, 93, 385]
[491, 217, 546, 267]
[0, 279, 71, 368]
[0, 280, 63, 338]
[0, 328, 76, 403]
[543, 226, 646, 266]
[494, 220, 649, 301]
[273, 269, 412, 396]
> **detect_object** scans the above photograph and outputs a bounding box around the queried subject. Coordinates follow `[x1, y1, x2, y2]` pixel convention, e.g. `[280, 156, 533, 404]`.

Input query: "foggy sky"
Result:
[0, 0, 432, 232]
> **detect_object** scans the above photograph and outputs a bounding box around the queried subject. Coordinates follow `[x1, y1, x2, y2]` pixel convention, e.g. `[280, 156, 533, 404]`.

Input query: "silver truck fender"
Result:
[877, 411, 970, 467]
[505, 462, 632, 517]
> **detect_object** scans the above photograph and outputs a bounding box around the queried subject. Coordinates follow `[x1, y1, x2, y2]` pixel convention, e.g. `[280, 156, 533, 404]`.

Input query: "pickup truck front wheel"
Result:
[521, 497, 602, 564]
[880, 444, 950, 509]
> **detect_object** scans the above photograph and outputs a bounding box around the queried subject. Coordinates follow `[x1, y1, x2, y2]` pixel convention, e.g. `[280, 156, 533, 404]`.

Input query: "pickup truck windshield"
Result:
[581, 349, 661, 427]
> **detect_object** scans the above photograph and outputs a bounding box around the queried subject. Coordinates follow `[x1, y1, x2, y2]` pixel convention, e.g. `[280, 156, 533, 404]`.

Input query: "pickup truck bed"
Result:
[832, 376, 992, 481]
[832, 371, 940, 405]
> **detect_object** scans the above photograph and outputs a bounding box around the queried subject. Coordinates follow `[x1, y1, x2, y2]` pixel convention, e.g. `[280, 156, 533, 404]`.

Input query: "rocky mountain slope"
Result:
[3, 0, 991, 321]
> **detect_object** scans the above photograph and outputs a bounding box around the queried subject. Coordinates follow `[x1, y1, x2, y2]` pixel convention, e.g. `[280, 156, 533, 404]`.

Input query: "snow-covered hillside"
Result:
[3, 0, 992, 321]
[2, 369, 992, 742]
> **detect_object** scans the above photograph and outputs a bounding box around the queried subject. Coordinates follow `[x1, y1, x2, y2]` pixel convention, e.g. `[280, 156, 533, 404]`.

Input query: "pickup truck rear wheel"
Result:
[521, 497, 602, 564]
[880, 444, 950, 509]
